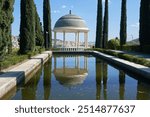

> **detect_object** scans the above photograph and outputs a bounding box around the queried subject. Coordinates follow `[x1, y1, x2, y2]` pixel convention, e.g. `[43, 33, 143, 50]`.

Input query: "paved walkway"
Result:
[110, 50, 150, 61]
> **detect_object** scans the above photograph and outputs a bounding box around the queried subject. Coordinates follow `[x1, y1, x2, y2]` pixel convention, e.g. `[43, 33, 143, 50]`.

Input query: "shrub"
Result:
[107, 38, 120, 50]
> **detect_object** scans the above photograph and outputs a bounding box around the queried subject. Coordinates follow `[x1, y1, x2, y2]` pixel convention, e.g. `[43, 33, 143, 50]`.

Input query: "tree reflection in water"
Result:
[43, 58, 52, 100]
[21, 68, 42, 100]
[103, 62, 108, 100]
[95, 58, 102, 100]
[119, 70, 125, 100]
[95, 58, 108, 100]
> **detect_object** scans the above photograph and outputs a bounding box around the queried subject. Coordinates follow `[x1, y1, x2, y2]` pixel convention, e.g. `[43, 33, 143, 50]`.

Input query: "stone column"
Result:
[84, 32, 88, 48]
[77, 32, 80, 48]
[75, 32, 77, 48]
[54, 32, 57, 48]
[63, 32, 66, 48]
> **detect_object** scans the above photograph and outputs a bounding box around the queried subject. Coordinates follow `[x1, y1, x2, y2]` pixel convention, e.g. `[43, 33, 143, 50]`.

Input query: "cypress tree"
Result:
[7, 0, 14, 54]
[43, 0, 52, 49]
[139, 0, 150, 49]
[102, 0, 109, 49]
[0, 0, 14, 59]
[20, 0, 35, 54]
[0, 1, 5, 61]
[95, 0, 103, 48]
[35, 6, 44, 47]
[120, 0, 127, 49]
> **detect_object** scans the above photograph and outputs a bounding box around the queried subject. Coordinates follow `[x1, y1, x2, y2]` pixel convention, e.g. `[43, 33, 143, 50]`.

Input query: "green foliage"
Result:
[0, 0, 14, 59]
[43, 0, 52, 49]
[35, 6, 44, 47]
[95, 0, 103, 48]
[20, 0, 36, 54]
[139, 0, 150, 48]
[122, 45, 140, 52]
[120, 0, 127, 48]
[102, 0, 109, 49]
[0, 47, 45, 70]
[107, 38, 120, 50]
[0, 51, 28, 70]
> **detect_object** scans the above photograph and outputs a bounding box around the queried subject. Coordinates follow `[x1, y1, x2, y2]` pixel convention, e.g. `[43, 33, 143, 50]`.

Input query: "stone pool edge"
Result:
[92, 51, 150, 80]
[0, 51, 52, 99]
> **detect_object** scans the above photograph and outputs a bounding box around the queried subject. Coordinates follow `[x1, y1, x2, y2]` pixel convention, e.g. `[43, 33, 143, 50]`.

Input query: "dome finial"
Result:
[69, 10, 72, 14]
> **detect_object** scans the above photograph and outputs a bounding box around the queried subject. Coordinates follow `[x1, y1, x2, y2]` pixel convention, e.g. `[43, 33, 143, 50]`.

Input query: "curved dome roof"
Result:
[53, 11, 89, 32]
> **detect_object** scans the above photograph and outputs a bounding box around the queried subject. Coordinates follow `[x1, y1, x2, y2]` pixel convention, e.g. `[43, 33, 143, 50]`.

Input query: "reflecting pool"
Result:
[11, 54, 150, 100]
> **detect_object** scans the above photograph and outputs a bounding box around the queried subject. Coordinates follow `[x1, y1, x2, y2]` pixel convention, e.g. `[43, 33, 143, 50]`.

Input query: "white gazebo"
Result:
[53, 10, 89, 51]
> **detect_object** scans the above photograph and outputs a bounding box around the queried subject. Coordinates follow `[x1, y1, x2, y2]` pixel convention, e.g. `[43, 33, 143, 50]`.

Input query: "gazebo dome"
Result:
[53, 11, 89, 32]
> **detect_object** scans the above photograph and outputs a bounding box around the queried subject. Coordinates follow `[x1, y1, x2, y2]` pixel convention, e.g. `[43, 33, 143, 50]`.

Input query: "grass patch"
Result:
[0, 47, 45, 70]
[88, 48, 150, 67]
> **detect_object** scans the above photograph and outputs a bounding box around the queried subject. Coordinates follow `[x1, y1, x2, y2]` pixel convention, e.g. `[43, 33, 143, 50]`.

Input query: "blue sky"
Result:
[12, 0, 140, 42]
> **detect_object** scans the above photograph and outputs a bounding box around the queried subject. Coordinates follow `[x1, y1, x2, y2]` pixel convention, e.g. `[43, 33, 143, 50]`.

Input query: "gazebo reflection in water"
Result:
[53, 55, 88, 87]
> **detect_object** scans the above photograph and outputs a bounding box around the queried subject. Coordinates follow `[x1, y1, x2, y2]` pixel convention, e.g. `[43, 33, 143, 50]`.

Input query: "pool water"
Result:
[11, 54, 150, 100]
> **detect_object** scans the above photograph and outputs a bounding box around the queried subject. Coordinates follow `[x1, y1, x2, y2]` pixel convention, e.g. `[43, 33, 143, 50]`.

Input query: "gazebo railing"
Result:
[57, 47, 86, 51]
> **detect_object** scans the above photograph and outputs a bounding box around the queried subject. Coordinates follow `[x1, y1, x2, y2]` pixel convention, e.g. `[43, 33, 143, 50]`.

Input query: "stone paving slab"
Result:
[0, 51, 52, 99]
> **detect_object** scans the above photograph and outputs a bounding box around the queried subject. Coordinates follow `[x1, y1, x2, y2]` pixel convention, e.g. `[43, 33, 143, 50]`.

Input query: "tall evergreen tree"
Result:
[7, 0, 14, 54]
[120, 0, 127, 49]
[20, 0, 35, 54]
[43, 0, 52, 49]
[0, 0, 14, 59]
[102, 0, 109, 49]
[95, 0, 103, 48]
[139, 0, 150, 49]
[35, 6, 44, 47]
[0, 1, 4, 61]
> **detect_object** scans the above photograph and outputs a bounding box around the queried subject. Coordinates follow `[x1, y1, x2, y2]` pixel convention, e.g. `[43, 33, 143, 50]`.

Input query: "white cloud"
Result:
[52, 10, 60, 14]
[62, 5, 67, 9]
[131, 22, 139, 28]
